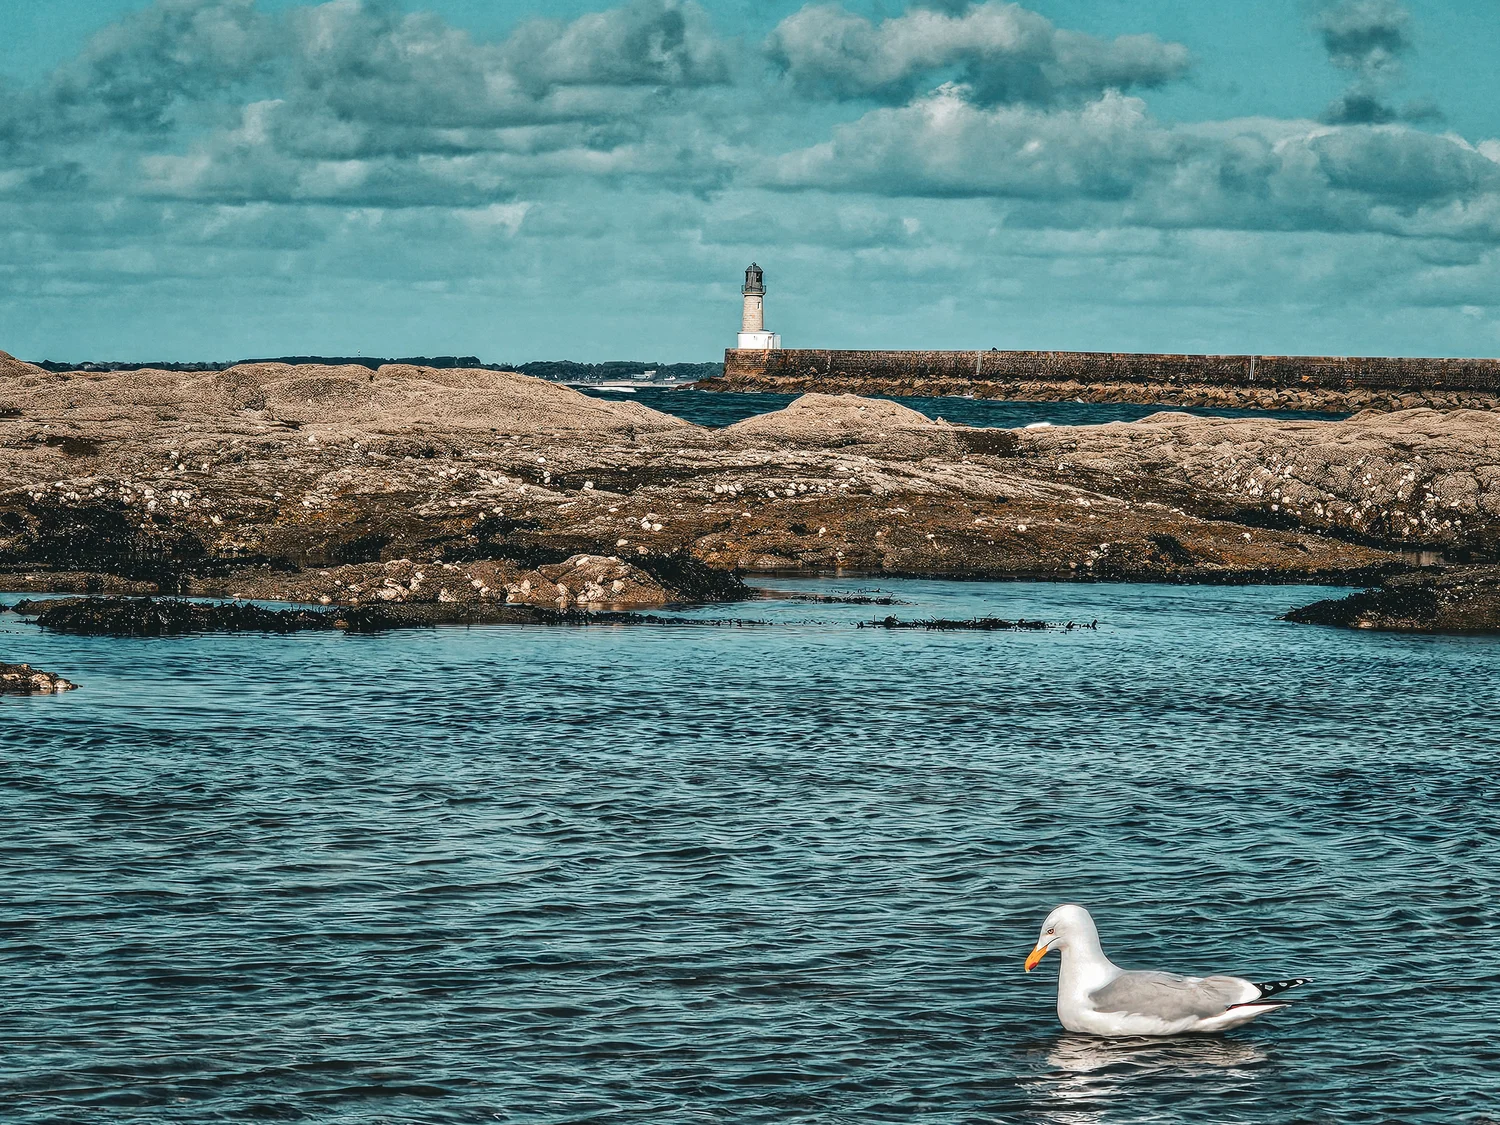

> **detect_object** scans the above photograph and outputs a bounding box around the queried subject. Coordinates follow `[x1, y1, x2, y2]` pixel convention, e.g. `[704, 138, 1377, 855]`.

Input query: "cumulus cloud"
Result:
[500, 0, 728, 93]
[765, 2, 1190, 106]
[43, 0, 278, 135]
[280, 0, 727, 137]
[766, 88, 1185, 200]
[1317, 0, 1411, 81]
[0, 0, 735, 207]
[1313, 0, 1436, 126]
[764, 86, 1500, 241]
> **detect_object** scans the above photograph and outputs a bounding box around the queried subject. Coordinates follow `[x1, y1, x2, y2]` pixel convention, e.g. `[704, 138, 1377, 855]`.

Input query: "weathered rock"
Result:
[1283, 565, 1500, 632]
[506, 554, 668, 608]
[1017, 408, 1500, 555]
[0, 661, 78, 694]
[6, 359, 1493, 600]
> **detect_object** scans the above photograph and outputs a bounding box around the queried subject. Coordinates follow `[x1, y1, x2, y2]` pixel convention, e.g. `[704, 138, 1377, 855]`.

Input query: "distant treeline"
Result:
[30, 356, 724, 381]
[513, 360, 722, 382]
[32, 355, 497, 373]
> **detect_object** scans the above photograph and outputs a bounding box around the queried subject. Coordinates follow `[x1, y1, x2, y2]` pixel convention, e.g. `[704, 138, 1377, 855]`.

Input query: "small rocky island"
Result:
[0, 661, 77, 694]
[3, 349, 1499, 632]
[1284, 565, 1500, 632]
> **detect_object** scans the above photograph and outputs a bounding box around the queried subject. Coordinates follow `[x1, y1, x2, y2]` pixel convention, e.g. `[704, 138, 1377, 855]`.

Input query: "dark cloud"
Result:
[765, 2, 1190, 106]
[1322, 89, 1398, 125]
[1321, 91, 1443, 126]
[46, 0, 277, 134]
[1317, 0, 1411, 80]
[1314, 1, 1433, 128]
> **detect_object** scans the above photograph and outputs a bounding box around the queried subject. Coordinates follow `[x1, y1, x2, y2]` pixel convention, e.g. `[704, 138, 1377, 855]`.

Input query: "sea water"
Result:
[576, 388, 1348, 429]
[2, 579, 1497, 1123]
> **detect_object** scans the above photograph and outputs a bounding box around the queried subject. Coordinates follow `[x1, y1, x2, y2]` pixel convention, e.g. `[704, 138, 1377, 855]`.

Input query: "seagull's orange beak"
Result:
[1024, 943, 1050, 972]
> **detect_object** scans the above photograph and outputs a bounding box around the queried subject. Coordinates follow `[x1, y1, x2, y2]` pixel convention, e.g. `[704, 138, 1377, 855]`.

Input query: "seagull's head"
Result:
[1025, 904, 1097, 971]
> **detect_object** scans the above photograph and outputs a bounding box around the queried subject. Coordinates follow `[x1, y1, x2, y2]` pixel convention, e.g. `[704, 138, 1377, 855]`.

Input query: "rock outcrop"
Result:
[504, 554, 672, 609]
[0, 661, 78, 694]
[1284, 565, 1500, 632]
[1016, 408, 1500, 555]
[7, 359, 1500, 601]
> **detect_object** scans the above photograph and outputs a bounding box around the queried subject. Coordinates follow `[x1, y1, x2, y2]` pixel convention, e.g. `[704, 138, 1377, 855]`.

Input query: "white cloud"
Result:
[765, 2, 1190, 106]
[763, 86, 1500, 242]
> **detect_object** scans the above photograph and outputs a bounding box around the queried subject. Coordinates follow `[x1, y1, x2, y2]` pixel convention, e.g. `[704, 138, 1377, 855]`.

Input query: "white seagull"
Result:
[1024, 904, 1310, 1037]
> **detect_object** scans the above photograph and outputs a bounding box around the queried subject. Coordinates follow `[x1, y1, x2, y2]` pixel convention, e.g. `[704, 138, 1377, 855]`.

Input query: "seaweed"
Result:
[859, 615, 1082, 631]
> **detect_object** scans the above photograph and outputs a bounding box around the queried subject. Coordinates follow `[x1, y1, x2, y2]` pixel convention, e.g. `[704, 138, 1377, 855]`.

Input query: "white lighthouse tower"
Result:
[736, 262, 780, 350]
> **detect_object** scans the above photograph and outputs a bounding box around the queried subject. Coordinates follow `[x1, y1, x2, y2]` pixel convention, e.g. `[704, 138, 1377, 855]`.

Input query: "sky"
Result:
[2, 0, 1500, 362]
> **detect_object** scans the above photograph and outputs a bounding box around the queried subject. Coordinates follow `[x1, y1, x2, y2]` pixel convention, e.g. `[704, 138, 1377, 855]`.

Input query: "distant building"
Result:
[736, 263, 780, 350]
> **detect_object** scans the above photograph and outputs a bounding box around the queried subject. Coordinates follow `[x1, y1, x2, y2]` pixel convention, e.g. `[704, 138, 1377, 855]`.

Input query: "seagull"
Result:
[1024, 904, 1310, 1037]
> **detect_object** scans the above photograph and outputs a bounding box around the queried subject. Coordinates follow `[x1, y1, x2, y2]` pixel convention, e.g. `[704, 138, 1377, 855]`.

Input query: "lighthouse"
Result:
[735, 263, 780, 350]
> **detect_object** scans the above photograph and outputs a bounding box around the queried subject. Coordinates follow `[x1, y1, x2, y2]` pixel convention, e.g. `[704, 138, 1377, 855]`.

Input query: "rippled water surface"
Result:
[577, 387, 1348, 428]
[3, 580, 1498, 1124]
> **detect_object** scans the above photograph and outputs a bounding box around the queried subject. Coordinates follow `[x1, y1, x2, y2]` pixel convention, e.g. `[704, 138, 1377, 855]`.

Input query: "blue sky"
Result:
[2, 0, 1499, 362]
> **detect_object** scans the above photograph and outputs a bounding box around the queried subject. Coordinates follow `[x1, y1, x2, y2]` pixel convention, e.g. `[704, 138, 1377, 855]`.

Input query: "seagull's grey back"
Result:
[1088, 971, 1254, 1021]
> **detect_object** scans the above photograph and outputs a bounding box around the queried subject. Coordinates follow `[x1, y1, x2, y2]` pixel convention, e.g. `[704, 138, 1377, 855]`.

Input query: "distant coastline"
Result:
[28, 355, 724, 386]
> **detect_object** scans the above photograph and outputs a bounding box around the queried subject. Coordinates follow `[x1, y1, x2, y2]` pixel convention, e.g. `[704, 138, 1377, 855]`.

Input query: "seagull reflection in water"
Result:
[1023, 1035, 1270, 1123]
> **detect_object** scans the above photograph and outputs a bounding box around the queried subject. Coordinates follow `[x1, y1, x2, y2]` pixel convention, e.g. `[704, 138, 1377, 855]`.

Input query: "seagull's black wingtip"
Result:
[1251, 977, 1312, 1001]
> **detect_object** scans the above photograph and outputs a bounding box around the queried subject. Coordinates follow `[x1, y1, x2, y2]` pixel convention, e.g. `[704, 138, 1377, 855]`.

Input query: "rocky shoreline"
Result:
[5, 351, 1500, 630]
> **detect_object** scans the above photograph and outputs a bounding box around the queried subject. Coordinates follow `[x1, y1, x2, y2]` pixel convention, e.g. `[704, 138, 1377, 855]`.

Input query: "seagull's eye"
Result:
[1046, 928, 1054, 935]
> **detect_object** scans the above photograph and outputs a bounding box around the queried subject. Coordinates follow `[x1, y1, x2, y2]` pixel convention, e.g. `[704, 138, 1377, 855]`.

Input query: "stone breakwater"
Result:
[6, 349, 1500, 610]
[717, 349, 1500, 412]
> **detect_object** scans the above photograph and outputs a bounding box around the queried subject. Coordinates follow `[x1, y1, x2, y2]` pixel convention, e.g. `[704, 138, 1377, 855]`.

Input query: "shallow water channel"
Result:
[577, 387, 1348, 428]
[2, 578, 1497, 1123]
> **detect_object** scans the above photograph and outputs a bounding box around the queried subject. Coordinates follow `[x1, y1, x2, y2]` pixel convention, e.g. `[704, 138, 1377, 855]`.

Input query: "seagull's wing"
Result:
[1088, 971, 1259, 1022]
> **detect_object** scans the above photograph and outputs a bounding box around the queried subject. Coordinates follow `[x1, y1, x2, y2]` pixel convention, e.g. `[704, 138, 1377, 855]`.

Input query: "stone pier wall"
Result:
[718, 348, 1500, 411]
[725, 349, 1500, 389]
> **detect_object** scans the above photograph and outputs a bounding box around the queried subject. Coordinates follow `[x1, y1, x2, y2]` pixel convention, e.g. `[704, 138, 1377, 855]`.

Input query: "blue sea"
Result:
[576, 387, 1347, 428]
[3, 578, 1498, 1124]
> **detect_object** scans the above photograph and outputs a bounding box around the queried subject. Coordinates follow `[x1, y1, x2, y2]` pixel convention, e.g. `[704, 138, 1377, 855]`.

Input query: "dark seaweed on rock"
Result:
[859, 615, 1064, 631]
[22, 597, 339, 636]
[632, 550, 750, 603]
[772, 593, 906, 605]
[14, 596, 770, 636]
[1282, 564, 1500, 633]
